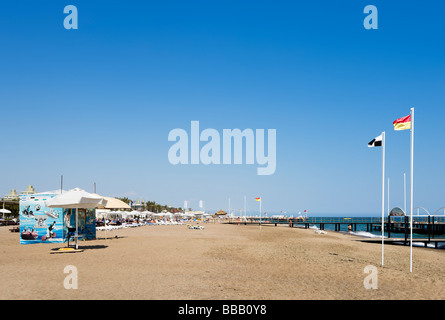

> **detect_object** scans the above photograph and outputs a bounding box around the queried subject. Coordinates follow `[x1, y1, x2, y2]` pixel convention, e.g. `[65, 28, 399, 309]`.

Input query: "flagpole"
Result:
[410, 107, 414, 273]
[75, 208, 78, 250]
[259, 199, 262, 230]
[381, 131, 385, 266]
[244, 195, 246, 222]
[228, 198, 231, 222]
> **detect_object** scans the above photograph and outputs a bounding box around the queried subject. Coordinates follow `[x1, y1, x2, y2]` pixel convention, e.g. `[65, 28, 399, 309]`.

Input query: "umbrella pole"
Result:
[75, 208, 78, 249]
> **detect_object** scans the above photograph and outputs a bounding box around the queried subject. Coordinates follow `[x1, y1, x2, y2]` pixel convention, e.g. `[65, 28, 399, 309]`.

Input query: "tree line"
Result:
[115, 197, 182, 213]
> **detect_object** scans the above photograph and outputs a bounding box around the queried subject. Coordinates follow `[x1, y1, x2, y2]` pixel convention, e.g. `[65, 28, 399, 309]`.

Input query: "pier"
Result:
[227, 216, 445, 248]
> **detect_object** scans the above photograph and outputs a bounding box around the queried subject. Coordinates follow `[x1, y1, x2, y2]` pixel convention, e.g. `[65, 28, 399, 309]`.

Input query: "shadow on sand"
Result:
[95, 235, 127, 241]
[50, 244, 109, 253]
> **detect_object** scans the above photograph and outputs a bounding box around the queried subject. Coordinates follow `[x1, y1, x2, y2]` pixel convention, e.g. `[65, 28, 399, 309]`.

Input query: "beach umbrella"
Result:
[1, 199, 11, 219]
[105, 211, 121, 218]
[182, 212, 195, 219]
[139, 211, 151, 219]
[95, 196, 131, 210]
[0, 208, 11, 219]
[45, 188, 107, 249]
[214, 210, 227, 216]
[93, 194, 130, 238]
[126, 210, 139, 218]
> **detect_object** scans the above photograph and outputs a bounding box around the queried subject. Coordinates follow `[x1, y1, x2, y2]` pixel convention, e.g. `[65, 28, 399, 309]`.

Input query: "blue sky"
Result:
[1, 1, 444, 215]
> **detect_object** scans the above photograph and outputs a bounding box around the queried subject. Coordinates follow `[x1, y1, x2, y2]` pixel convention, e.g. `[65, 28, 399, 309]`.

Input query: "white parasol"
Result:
[45, 188, 107, 249]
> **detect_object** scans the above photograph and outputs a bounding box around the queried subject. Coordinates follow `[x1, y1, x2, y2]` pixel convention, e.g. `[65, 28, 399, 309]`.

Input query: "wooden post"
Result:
[432, 216, 435, 239]
[428, 215, 431, 242]
[387, 217, 391, 239]
[404, 215, 408, 244]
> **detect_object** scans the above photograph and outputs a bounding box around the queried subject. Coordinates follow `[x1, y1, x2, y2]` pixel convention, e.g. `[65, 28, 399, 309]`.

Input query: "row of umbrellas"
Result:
[4, 187, 229, 249]
[44, 188, 217, 249]
[99, 210, 214, 219]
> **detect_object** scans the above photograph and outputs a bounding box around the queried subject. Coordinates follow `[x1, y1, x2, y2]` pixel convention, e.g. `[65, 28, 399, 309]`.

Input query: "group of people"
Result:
[95, 217, 208, 230]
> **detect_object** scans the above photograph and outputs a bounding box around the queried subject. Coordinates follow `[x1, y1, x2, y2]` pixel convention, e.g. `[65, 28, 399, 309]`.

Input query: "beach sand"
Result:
[1, 222, 444, 300]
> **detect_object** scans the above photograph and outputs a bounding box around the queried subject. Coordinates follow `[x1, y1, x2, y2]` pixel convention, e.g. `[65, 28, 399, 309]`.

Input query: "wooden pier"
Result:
[226, 216, 445, 248]
[358, 237, 445, 248]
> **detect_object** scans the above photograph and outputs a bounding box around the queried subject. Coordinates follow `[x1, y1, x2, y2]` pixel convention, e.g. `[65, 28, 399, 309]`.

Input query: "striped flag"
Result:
[393, 115, 411, 131]
[368, 134, 383, 147]
[255, 197, 261, 201]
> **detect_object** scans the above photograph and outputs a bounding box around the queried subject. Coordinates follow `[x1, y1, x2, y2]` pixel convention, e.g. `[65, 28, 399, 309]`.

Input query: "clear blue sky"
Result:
[1, 1, 444, 215]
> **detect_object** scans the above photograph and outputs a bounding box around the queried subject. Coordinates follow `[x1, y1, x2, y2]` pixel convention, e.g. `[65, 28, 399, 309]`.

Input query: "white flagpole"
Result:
[259, 198, 262, 230]
[244, 195, 246, 221]
[75, 208, 78, 250]
[410, 107, 414, 273]
[381, 131, 385, 266]
[228, 198, 231, 216]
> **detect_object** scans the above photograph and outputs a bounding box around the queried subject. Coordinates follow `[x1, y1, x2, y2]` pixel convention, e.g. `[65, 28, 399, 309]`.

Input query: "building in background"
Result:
[3, 185, 37, 202]
[20, 185, 36, 195]
[4, 189, 19, 201]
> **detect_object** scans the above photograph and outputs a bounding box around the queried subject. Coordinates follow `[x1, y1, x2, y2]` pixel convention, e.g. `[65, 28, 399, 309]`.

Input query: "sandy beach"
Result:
[1, 222, 444, 300]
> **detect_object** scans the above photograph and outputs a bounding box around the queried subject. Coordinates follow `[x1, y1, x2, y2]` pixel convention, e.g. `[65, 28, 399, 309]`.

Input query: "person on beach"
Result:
[347, 224, 352, 233]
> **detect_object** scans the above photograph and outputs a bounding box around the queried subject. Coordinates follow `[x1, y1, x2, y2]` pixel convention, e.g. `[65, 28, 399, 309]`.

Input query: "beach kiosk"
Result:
[19, 190, 97, 245]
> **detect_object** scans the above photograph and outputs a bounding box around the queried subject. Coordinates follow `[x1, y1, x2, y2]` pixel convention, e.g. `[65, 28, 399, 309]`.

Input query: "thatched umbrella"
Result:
[214, 210, 227, 216]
